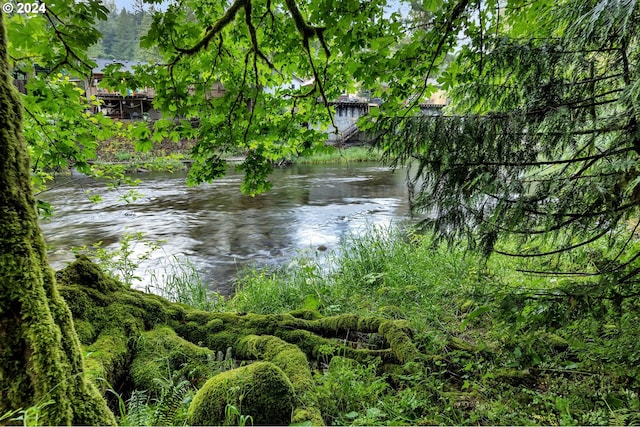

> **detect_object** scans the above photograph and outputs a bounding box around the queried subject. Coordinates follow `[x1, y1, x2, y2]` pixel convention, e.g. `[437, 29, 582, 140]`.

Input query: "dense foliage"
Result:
[69, 227, 640, 425]
[226, 228, 640, 425]
[372, 0, 640, 282]
[6, 0, 121, 193]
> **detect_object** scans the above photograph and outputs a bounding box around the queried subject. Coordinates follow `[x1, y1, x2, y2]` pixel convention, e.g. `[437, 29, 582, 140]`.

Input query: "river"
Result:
[39, 162, 412, 295]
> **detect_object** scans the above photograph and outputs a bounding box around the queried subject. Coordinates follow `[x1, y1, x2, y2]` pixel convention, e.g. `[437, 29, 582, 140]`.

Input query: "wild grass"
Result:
[293, 145, 383, 164]
[146, 256, 225, 312]
[226, 225, 640, 425]
[229, 225, 487, 351]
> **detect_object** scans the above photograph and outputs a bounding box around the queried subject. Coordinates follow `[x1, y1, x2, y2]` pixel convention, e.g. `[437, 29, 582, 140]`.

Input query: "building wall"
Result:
[326, 102, 369, 143]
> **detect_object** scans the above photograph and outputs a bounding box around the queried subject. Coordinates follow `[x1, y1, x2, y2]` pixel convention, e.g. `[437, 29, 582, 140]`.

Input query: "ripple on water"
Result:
[39, 163, 412, 295]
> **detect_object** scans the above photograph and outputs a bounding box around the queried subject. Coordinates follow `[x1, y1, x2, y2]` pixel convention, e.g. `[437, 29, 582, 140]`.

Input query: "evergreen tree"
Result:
[112, 8, 137, 59]
[373, 0, 640, 283]
[135, 7, 162, 63]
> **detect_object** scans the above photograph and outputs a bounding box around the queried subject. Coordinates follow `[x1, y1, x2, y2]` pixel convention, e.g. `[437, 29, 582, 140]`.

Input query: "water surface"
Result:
[40, 162, 412, 294]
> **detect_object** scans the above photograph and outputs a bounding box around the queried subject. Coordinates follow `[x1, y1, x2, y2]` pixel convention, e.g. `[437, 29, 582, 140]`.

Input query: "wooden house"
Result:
[88, 59, 158, 120]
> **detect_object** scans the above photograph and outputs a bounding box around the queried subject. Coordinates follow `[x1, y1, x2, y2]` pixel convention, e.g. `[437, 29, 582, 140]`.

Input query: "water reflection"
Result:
[40, 162, 411, 295]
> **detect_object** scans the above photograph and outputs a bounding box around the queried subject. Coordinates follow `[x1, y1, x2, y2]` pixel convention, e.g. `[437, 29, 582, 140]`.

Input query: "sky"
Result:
[112, 0, 133, 10]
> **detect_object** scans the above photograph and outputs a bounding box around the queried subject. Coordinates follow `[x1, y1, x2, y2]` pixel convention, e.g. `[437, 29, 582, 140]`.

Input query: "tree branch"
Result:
[174, 0, 246, 56]
[495, 227, 611, 257]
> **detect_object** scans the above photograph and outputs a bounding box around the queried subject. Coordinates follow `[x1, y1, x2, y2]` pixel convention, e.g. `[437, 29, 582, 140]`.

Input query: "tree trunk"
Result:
[0, 12, 115, 425]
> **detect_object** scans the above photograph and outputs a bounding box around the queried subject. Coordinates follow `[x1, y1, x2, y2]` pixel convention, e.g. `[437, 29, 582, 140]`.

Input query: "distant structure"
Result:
[325, 85, 448, 146]
[11, 64, 52, 94]
[88, 59, 158, 120]
[88, 59, 227, 120]
[12, 69, 28, 94]
[419, 87, 448, 116]
[326, 95, 376, 145]
[13, 60, 448, 144]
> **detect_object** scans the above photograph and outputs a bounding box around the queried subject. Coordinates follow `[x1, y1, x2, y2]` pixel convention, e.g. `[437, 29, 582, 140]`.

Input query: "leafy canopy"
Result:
[6, 0, 457, 194]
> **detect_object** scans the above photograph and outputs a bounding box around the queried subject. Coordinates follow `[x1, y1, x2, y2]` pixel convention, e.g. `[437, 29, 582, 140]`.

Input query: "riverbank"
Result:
[92, 141, 383, 174]
[224, 228, 640, 425]
[89, 225, 640, 425]
[291, 145, 383, 164]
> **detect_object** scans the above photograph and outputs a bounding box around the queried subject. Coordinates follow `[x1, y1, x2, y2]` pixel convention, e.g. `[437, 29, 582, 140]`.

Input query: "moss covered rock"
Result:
[54, 256, 426, 426]
[187, 361, 295, 426]
[237, 334, 324, 425]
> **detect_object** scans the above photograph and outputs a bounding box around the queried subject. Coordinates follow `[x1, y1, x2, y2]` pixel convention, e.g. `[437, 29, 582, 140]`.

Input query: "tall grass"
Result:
[228, 225, 487, 348]
[146, 256, 225, 311]
[294, 146, 383, 164]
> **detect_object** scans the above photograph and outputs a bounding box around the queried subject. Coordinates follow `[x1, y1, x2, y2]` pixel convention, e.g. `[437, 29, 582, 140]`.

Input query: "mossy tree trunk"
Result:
[0, 12, 115, 425]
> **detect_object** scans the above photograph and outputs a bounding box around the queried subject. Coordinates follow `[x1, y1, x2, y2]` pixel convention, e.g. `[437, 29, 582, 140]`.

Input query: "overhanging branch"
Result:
[174, 0, 246, 56]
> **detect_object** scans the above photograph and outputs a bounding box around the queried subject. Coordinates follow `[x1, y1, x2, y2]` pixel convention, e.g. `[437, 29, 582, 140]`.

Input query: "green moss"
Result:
[276, 327, 397, 365]
[113, 290, 180, 328]
[291, 408, 324, 425]
[378, 321, 421, 364]
[187, 361, 295, 426]
[237, 334, 324, 424]
[56, 284, 94, 319]
[186, 309, 217, 324]
[275, 328, 333, 358]
[0, 16, 115, 424]
[74, 319, 96, 344]
[317, 314, 361, 333]
[288, 309, 323, 320]
[25, 255, 426, 425]
[204, 329, 241, 352]
[59, 283, 111, 314]
[56, 255, 122, 294]
[446, 336, 482, 353]
[207, 318, 224, 331]
[173, 320, 209, 344]
[84, 327, 130, 389]
[131, 326, 217, 393]
[357, 316, 384, 331]
[175, 317, 225, 346]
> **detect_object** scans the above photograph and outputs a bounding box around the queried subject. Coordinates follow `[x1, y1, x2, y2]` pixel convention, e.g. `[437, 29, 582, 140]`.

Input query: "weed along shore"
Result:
[46, 226, 640, 425]
[90, 138, 383, 174]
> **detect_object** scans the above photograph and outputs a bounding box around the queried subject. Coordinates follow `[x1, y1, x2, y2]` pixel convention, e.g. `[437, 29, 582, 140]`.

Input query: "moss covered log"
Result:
[0, 13, 116, 425]
[55, 255, 427, 425]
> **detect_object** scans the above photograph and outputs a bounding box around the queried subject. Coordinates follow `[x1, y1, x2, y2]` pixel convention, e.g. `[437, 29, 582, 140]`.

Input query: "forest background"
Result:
[86, 0, 163, 63]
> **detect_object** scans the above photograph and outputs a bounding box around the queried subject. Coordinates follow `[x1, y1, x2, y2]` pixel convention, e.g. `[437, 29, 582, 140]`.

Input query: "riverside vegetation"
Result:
[24, 225, 640, 426]
[90, 139, 383, 174]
